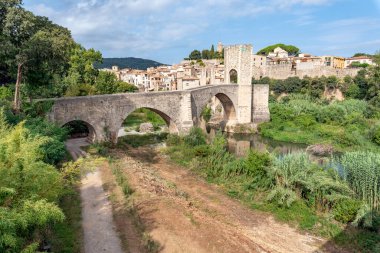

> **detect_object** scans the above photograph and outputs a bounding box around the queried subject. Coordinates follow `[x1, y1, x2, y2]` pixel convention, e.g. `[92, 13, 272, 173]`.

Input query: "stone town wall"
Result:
[262, 64, 359, 80]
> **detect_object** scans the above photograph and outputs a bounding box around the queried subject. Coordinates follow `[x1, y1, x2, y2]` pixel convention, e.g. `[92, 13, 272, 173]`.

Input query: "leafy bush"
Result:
[244, 150, 271, 177]
[166, 134, 182, 146]
[295, 114, 316, 128]
[333, 199, 362, 223]
[345, 84, 361, 99]
[0, 111, 66, 252]
[24, 117, 69, 165]
[201, 106, 212, 122]
[184, 127, 206, 147]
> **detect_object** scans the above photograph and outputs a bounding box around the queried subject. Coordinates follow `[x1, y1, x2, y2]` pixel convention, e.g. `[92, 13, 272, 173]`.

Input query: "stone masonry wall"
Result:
[263, 64, 359, 80]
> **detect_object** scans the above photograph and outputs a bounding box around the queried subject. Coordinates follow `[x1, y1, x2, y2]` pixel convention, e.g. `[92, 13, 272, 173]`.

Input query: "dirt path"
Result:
[66, 138, 124, 253]
[113, 146, 344, 253]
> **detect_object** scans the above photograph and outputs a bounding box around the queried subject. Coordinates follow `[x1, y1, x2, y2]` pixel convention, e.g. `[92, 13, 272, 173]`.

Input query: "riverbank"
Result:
[163, 129, 380, 253]
[258, 96, 380, 152]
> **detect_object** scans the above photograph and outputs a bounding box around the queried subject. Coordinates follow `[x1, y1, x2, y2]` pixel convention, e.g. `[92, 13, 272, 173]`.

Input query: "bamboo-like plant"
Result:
[267, 152, 351, 209]
[340, 151, 380, 211]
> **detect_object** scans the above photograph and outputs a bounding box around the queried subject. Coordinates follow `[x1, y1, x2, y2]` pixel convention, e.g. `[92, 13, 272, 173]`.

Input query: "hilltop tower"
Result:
[217, 42, 223, 53]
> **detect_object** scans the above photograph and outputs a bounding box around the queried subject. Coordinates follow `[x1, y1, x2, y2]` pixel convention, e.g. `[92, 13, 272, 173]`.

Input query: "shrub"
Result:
[345, 84, 361, 99]
[333, 199, 362, 223]
[245, 150, 271, 176]
[88, 143, 109, 156]
[333, 131, 360, 147]
[201, 106, 212, 122]
[295, 114, 316, 128]
[166, 134, 182, 146]
[24, 117, 69, 165]
[184, 127, 206, 147]
[193, 145, 210, 157]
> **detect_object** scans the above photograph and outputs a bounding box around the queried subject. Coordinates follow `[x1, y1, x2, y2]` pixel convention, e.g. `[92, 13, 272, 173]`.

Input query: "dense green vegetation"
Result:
[0, 1, 116, 251]
[0, 108, 93, 252]
[255, 55, 380, 151]
[259, 95, 379, 151]
[94, 57, 164, 70]
[257, 43, 300, 56]
[0, 0, 136, 111]
[164, 128, 380, 252]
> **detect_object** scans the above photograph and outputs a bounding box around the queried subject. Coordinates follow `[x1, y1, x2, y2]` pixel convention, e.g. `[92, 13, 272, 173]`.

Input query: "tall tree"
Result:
[2, 3, 76, 110]
[189, 50, 201, 60]
[3, 6, 37, 111]
[210, 44, 215, 59]
[64, 45, 102, 87]
[201, 49, 210, 59]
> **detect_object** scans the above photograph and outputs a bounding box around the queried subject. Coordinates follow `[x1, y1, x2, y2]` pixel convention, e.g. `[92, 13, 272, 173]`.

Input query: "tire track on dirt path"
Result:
[66, 138, 124, 253]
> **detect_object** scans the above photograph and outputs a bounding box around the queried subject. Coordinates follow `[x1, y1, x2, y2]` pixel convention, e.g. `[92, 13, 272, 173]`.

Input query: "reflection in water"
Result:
[206, 128, 308, 157]
[204, 125, 332, 166]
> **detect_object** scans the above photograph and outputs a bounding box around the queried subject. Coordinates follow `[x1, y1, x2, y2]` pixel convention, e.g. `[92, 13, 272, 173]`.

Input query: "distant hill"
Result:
[94, 57, 166, 70]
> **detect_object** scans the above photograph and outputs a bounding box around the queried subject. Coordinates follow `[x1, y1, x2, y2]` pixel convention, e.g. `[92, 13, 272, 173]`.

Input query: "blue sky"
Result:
[24, 0, 380, 64]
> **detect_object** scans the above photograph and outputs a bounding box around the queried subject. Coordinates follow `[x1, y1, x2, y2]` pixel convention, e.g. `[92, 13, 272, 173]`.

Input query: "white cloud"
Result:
[27, 0, 337, 61]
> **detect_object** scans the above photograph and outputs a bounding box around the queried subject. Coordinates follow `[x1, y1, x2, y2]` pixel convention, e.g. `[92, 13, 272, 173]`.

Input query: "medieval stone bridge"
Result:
[46, 44, 270, 143]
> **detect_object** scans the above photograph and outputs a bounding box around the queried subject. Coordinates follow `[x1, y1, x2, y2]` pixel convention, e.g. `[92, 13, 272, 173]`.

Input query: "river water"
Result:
[206, 128, 308, 157]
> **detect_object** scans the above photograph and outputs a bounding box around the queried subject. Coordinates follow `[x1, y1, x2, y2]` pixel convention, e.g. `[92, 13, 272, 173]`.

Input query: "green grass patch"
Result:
[50, 189, 83, 253]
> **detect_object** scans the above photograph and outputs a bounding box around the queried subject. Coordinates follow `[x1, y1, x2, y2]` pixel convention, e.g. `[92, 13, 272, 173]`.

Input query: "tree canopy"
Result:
[186, 44, 223, 61]
[257, 44, 300, 56]
[352, 53, 373, 58]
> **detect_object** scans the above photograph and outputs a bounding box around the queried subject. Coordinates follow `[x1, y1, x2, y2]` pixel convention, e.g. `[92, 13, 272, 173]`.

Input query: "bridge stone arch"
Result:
[62, 119, 97, 142]
[119, 106, 179, 136]
[189, 85, 238, 125]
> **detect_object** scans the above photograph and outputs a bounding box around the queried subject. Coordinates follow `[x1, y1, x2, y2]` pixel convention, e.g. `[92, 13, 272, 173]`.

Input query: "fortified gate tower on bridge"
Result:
[46, 44, 270, 143]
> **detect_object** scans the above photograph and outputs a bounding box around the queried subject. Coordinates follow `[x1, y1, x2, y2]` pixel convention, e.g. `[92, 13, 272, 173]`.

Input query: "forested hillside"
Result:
[94, 57, 165, 70]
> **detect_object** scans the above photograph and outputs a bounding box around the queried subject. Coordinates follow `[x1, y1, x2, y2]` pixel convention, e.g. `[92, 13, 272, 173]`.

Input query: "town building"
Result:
[345, 56, 374, 68]
[101, 43, 370, 92]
